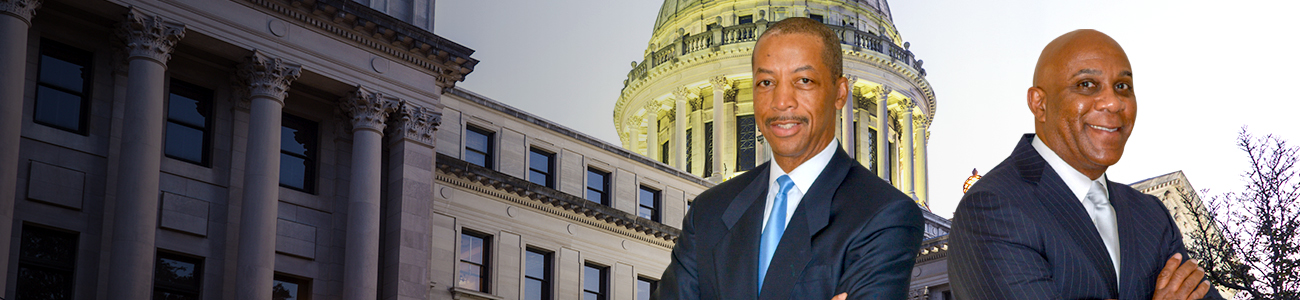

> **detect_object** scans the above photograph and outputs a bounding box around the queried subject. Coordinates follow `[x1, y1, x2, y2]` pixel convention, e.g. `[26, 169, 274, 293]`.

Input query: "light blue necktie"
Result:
[758, 175, 796, 292]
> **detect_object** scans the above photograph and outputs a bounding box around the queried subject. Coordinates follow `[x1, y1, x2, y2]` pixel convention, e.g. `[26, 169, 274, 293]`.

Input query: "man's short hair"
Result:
[756, 17, 843, 79]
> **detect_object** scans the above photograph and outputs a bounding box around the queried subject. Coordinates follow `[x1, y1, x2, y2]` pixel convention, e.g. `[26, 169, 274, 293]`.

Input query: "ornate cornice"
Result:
[340, 86, 398, 133]
[392, 100, 441, 146]
[116, 7, 186, 65]
[0, 0, 41, 25]
[235, 50, 302, 104]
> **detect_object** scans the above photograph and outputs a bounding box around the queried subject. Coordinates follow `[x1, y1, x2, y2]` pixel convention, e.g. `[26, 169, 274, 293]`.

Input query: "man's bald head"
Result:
[1027, 29, 1137, 179]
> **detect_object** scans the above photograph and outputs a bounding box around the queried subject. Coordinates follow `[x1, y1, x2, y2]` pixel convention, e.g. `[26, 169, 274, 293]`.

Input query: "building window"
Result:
[33, 39, 93, 134]
[529, 147, 555, 188]
[809, 14, 824, 23]
[165, 79, 214, 166]
[272, 274, 311, 300]
[639, 185, 661, 222]
[736, 115, 756, 172]
[867, 127, 878, 174]
[280, 114, 318, 193]
[637, 276, 658, 300]
[738, 15, 753, 24]
[154, 251, 203, 300]
[704, 122, 713, 176]
[586, 168, 610, 205]
[583, 263, 608, 300]
[524, 248, 552, 300]
[660, 141, 670, 164]
[465, 126, 494, 169]
[15, 225, 78, 300]
[459, 231, 491, 292]
[685, 128, 693, 174]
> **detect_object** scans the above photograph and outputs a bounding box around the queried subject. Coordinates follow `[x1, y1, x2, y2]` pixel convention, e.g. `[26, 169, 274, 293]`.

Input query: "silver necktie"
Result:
[1086, 180, 1121, 281]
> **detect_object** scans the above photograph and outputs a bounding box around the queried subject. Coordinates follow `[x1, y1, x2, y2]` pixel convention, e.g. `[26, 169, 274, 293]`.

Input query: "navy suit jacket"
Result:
[654, 147, 924, 300]
[948, 134, 1224, 300]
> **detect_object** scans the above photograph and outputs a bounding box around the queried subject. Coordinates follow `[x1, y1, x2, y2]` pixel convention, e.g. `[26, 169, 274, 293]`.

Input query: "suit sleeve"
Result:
[948, 190, 1063, 300]
[837, 198, 925, 299]
[1157, 195, 1225, 300]
[653, 204, 699, 300]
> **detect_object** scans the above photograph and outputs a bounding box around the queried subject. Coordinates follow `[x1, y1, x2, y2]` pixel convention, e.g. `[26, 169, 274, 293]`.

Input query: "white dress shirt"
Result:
[760, 139, 839, 232]
[1032, 136, 1121, 279]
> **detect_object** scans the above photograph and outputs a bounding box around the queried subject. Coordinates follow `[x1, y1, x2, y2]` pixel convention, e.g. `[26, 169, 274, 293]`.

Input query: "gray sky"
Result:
[437, 0, 1300, 218]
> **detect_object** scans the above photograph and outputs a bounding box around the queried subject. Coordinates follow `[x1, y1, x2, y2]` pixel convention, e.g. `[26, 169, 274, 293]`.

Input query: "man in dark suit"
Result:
[948, 29, 1222, 300]
[653, 17, 924, 300]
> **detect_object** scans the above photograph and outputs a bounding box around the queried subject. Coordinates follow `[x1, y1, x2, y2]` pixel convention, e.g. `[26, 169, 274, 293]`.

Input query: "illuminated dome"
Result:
[964, 168, 982, 193]
[615, 0, 937, 206]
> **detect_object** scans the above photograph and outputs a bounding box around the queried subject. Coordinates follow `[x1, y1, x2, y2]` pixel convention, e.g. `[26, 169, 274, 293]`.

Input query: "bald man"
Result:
[947, 30, 1223, 300]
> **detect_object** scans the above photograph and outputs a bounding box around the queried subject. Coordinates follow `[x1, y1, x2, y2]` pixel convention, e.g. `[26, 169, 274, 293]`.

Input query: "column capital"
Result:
[392, 100, 441, 146]
[236, 50, 302, 103]
[0, 0, 42, 25]
[116, 7, 185, 65]
[709, 76, 730, 91]
[845, 75, 858, 87]
[673, 86, 695, 101]
[341, 86, 399, 133]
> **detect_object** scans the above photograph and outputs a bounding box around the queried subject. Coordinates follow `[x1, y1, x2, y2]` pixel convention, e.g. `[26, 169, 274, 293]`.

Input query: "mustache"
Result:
[765, 115, 809, 125]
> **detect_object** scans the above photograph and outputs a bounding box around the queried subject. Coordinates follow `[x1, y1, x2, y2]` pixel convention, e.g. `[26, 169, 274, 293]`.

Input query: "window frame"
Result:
[586, 167, 611, 206]
[582, 263, 609, 300]
[272, 273, 312, 300]
[636, 276, 659, 300]
[164, 79, 215, 167]
[464, 125, 495, 169]
[638, 185, 662, 222]
[32, 38, 93, 135]
[279, 113, 319, 193]
[15, 224, 79, 300]
[528, 147, 556, 188]
[153, 250, 204, 300]
[523, 247, 553, 300]
[458, 229, 493, 293]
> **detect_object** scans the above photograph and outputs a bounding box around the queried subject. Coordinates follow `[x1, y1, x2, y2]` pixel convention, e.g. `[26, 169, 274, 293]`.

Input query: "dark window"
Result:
[165, 79, 214, 166]
[639, 186, 661, 222]
[524, 248, 552, 300]
[459, 231, 491, 292]
[15, 225, 78, 300]
[867, 128, 878, 174]
[660, 141, 670, 164]
[736, 115, 756, 172]
[637, 277, 658, 300]
[738, 15, 753, 24]
[809, 14, 824, 23]
[280, 114, 318, 193]
[704, 122, 713, 176]
[586, 168, 610, 205]
[154, 251, 203, 300]
[583, 263, 608, 300]
[33, 39, 93, 134]
[685, 128, 693, 174]
[529, 147, 555, 188]
[272, 274, 311, 300]
[465, 126, 494, 169]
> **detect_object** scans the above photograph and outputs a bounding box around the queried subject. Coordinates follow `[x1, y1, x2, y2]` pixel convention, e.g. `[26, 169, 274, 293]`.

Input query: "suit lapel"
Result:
[1015, 135, 1119, 294]
[713, 163, 769, 299]
[758, 149, 853, 300]
[1110, 180, 1143, 295]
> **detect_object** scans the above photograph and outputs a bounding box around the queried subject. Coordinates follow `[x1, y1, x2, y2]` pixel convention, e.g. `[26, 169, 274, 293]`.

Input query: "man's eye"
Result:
[799, 78, 812, 84]
[1115, 82, 1130, 90]
[757, 80, 771, 87]
[1078, 81, 1096, 88]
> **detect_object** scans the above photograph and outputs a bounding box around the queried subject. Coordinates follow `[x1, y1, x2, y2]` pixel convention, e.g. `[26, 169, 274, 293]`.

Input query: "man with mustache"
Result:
[948, 29, 1223, 300]
[654, 17, 924, 300]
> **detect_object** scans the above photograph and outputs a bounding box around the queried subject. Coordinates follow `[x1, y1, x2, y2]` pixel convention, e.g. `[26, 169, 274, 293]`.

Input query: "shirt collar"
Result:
[1032, 135, 1108, 202]
[770, 139, 839, 195]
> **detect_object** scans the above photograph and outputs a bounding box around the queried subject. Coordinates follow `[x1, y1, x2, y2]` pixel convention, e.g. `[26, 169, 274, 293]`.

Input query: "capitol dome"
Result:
[615, 0, 937, 207]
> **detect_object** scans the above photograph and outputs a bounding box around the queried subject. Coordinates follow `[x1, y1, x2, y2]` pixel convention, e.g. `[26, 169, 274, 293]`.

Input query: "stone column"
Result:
[105, 9, 185, 300]
[234, 50, 301, 300]
[382, 100, 440, 300]
[340, 87, 398, 300]
[709, 76, 727, 177]
[875, 88, 890, 180]
[915, 117, 929, 207]
[900, 100, 916, 199]
[0, 0, 40, 293]
[644, 103, 658, 161]
[673, 87, 690, 169]
[841, 76, 856, 157]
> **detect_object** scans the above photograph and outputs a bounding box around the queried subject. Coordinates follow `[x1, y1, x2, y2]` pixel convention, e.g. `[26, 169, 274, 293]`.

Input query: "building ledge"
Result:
[450, 287, 503, 300]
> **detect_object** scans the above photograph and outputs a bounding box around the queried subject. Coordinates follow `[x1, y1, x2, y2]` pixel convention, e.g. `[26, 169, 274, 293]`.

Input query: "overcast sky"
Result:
[436, 0, 1300, 218]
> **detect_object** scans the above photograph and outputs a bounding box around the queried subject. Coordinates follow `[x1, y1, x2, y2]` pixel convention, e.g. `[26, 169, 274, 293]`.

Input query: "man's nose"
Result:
[771, 82, 797, 111]
[1094, 88, 1126, 113]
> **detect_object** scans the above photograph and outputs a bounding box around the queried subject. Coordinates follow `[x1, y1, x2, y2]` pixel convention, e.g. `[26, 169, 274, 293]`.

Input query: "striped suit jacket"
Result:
[948, 134, 1223, 300]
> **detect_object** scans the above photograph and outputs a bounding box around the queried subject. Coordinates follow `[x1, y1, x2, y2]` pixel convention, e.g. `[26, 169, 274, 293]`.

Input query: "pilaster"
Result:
[875, 87, 890, 181]
[841, 75, 857, 158]
[382, 100, 440, 300]
[0, 0, 41, 295]
[105, 8, 185, 300]
[672, 87, 691, 170]
[644, 103, 658, 161]
[340, 86, 397, 300]
[709, 76, 728, 178]
[899, 98, 916, 200]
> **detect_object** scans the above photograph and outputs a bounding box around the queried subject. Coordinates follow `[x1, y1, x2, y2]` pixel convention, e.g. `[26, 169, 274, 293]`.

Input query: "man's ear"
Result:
[834, 76, 849, 110]
[1027, 86, 1047, 123]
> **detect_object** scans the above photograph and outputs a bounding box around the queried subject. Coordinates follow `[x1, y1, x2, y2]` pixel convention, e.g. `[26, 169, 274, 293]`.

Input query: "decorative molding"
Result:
[0, 0, 41, 24]
[709, 75, 730, 91]
[234, 50, 302, 103]
[340, 86, 398, 133]
[392, 100, 441, 146]
[672, 86, 693, 101]
[115, 7, 186, 65]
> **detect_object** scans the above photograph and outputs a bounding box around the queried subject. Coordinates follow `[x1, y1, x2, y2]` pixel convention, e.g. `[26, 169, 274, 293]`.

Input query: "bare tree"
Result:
[1180, 127, 1300, 299]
